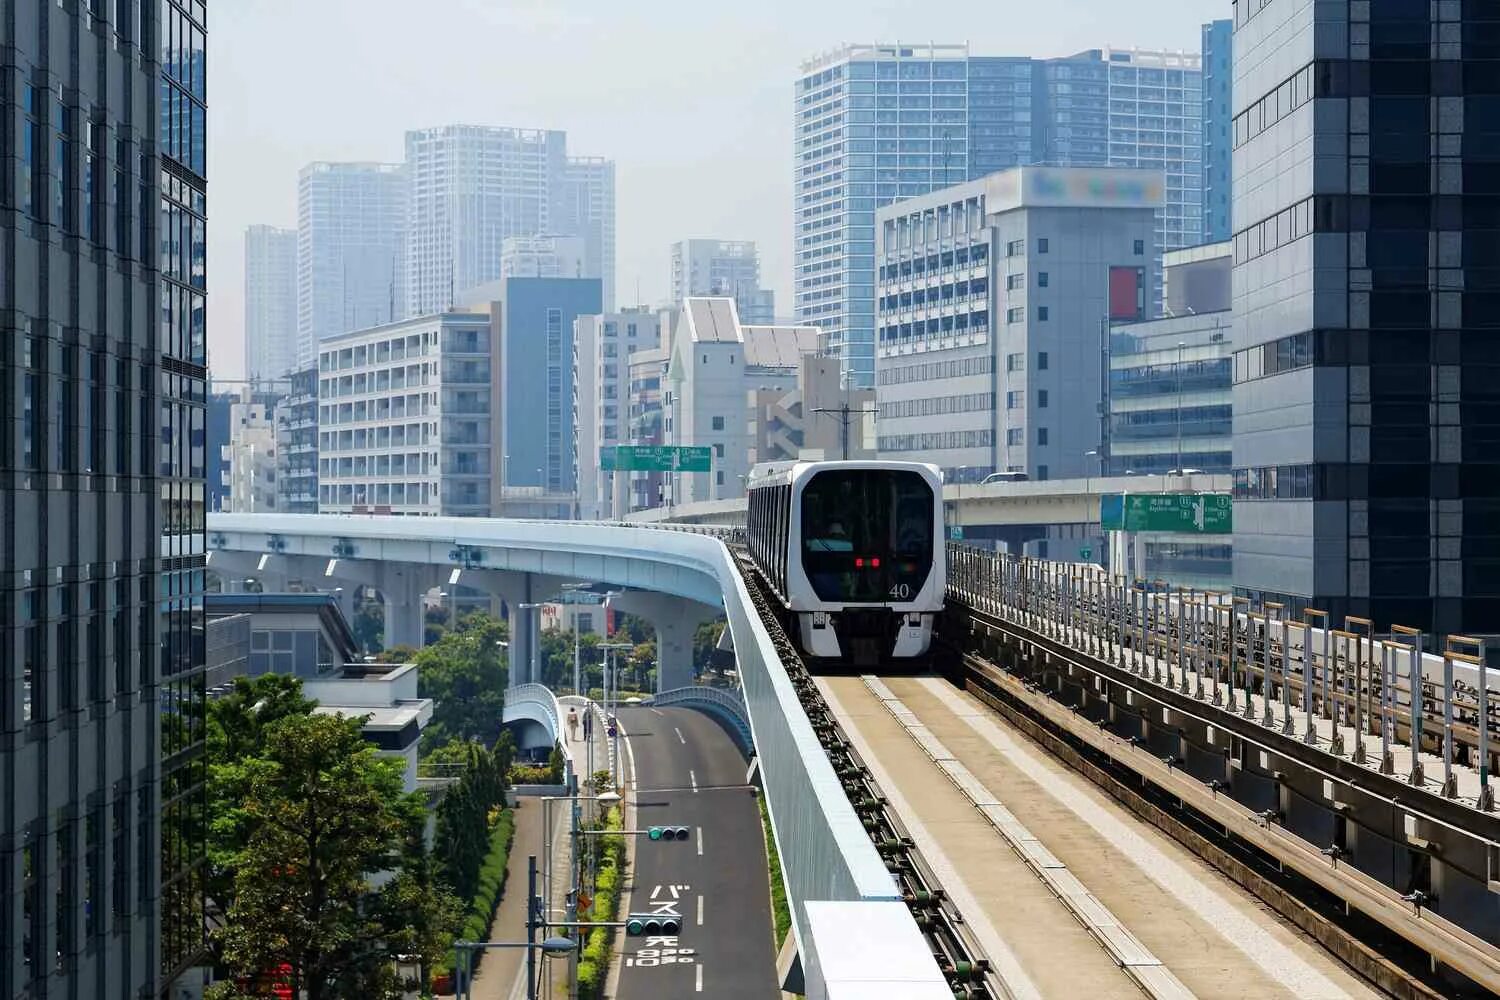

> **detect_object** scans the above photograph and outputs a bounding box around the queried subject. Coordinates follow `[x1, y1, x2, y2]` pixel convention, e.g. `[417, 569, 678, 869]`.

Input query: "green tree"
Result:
[375, 643, 420, 664]
[350, 599, 385, 654]
[693, 617, 729, 676]
[628, 640, 656, 690]
[412, 612, 509, 753]
[208, 673, 317, 762]
[206, 675, 319, 922]
[432, 739, 510, 900]
[212, 712, 457, 1000]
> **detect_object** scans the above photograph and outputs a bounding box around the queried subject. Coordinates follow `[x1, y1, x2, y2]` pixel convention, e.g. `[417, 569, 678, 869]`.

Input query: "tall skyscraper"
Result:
[1230, 2, 1500, 635]
[159, 0, 210, 989]
[795, 42, 1222, 386]
[562, 156, 618, 310]
[296, 161, 406, 369]
[2, 3, 202, 995]
[1200, 20, 1234, 244]
[670, 239, 776, 324]
[795, 44, 972, 388]
[1039, 47, 1205, 258]
[244, 225, 299, 380]
[404, 126, 566, 315]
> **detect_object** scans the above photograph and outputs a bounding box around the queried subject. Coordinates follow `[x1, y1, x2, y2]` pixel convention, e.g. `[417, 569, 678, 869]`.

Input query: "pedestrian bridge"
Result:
[205, 512, 950, 997]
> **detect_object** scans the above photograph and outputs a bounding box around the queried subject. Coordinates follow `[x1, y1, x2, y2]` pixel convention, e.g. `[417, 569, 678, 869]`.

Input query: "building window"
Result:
[1005, 353, 1024, 372]
[1006, 273, 1025, 290]
[1037, 306, 1049, 322]
[1006, 307, 1024, 324]
[1037, 427, 1048, 446]
[1038, 389, 1049, 408]
[1037, 465, 1048, 480]
[1037, 352, 1048, 370]
[1006, 391, 1025, 409]
[1037, 272, 1048, 288]
[1133, 239, 1145, 256]
[1037, 238, 1048, 254]
[713, 443, 724, 458]
[1006, 428, 1023, 445]
[716, 470, 725, 486]
[1006, 239, 1024, 257]
[711, 415, 725, 431]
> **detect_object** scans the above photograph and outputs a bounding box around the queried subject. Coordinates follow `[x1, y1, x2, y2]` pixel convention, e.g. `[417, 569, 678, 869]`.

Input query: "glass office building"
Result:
[796, 42, 1217, 388]
[1230, 1, 1500, 634]
[159, 0, 210, 988]
[1201, 19, 1234, 243]
[2, 1, 206, 997]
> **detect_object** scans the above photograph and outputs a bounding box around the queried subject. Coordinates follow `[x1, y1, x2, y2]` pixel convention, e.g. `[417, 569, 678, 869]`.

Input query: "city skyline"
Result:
[209, 0, 1216, 380]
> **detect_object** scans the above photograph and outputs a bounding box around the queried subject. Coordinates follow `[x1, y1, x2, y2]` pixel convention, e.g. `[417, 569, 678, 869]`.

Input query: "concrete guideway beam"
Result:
[205, 512, 932, 993]
[607, 590, 723, 692]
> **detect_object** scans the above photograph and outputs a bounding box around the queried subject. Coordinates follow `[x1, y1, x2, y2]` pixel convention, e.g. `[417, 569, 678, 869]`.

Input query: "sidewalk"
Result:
[545, 697, 613, 999]
[464, 797, 544, 1000]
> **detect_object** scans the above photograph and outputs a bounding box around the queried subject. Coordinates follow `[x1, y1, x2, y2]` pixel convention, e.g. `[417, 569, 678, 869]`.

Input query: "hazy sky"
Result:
[209, 0, 1224, 380]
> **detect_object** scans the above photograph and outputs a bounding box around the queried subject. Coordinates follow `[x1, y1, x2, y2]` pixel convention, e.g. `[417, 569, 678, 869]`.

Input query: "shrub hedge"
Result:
[574, 807, 625, 999]
[436, 809, 515, 978]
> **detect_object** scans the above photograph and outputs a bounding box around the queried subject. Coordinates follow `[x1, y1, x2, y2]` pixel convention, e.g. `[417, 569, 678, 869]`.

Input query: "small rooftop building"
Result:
[205, 592, 433, 790]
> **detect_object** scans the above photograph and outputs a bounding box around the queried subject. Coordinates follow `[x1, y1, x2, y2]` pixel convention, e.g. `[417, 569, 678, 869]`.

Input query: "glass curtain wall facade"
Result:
[2, 2, 204, 997]
[1230, 1, 1500, 634]
[1201, 20, 1234, 243]
[159, 0, 209, 988]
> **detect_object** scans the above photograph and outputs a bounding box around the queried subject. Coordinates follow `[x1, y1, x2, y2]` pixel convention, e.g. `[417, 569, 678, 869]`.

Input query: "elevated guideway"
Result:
[944, 544, 1500, 996]
[205, 512, 947, 995]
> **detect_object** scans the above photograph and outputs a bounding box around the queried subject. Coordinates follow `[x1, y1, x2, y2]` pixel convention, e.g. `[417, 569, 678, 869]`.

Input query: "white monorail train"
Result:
[745, 460, 945, 667]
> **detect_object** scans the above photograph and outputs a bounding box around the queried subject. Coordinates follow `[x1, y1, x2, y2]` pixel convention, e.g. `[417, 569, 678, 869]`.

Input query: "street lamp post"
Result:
[1175, 340, 1186, 474]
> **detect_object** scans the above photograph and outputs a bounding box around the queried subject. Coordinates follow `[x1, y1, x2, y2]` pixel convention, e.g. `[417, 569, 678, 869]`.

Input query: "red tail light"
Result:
[855, 557, 865, 568]
[871, 557, 881, 568]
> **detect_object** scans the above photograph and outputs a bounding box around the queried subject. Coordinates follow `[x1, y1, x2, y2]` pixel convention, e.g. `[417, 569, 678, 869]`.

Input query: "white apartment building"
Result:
[670, 239, 775, 324]
[875, 166, 1161, 482]
[665, 298, 818, 503]
[502, 234, 588, 281]
[244, 225, 299, 380]
[297, 162, 407, 369]
[318, 311, 499, 516]
[574, 307, 665, 519]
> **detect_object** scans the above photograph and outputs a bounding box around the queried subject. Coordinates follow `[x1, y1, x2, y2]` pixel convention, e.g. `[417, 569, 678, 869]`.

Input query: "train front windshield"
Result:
[801, 469, 934, 603]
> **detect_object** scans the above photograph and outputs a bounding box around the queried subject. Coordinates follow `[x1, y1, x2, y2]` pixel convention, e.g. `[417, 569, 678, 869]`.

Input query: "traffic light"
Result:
[626, 913, 683, 936]
[647, 825, 691, 841]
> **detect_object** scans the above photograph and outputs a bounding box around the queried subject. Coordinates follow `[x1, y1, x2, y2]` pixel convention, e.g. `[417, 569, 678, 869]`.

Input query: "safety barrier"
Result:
[653, 685, 754, 753]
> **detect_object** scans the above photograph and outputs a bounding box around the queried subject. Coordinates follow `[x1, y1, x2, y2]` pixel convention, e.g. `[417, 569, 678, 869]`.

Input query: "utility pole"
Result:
[812, 399, 879, 460]
[1176, 340, 1186, 473]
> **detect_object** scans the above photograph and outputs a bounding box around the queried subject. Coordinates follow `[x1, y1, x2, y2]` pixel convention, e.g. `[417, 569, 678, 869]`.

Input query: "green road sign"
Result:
[1079, 546, 1092, 560]
[949, 525, 964, 541]
[612, 445, 712, 472]
[1100, 493, 1232, 534]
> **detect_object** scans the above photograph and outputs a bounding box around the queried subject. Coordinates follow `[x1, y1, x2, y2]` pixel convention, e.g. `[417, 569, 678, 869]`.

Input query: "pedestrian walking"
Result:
[567, 707, 579, 741]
